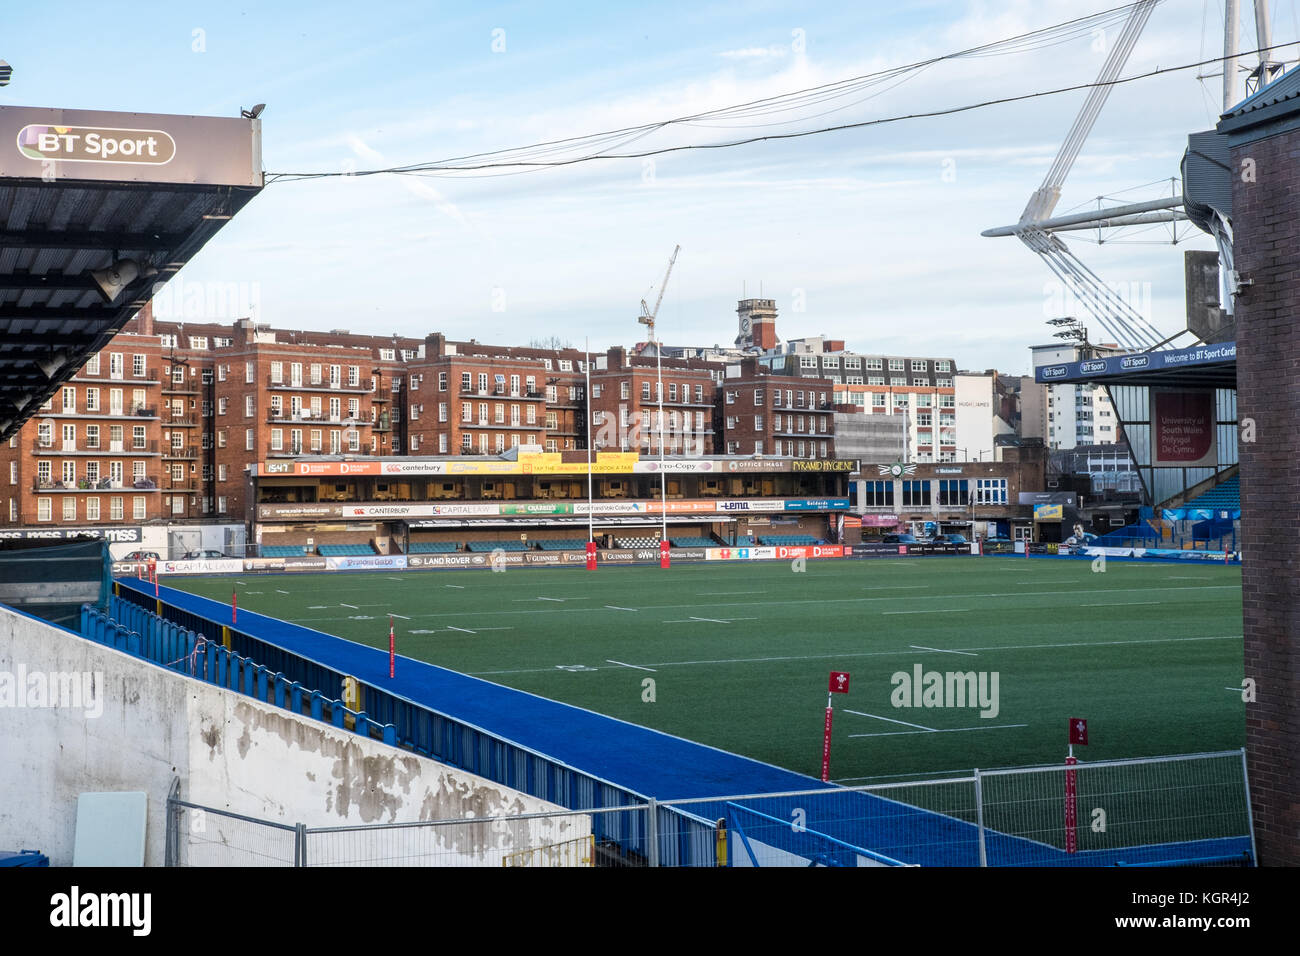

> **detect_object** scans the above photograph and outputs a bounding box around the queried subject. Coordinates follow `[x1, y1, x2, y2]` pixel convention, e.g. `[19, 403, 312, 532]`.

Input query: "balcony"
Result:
[32, 440, 160, 456]
[267, 375, 369, 394]
[33, 477, 160, 493]
[161, 379, 201, 395]
[74, 369, 160, 384]
[266, 444, 306, 457]
[37, 405, 159, 419]
[373, 414, 392, 432]
[165, 481, 199, 492]
[266, 411, 370, 426]
[162, 446, 199, 460]
[164, 414, 198, 427]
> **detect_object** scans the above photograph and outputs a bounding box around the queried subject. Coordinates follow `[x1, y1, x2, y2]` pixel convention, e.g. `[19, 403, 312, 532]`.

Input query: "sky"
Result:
[5, 0, 1292, 375]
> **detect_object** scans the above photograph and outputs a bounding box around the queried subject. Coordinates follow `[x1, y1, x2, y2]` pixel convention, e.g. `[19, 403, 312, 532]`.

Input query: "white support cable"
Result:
[1030, 238, 1139, 347]
[1045, 245, 1163, 349]
[1054, 244, 1170, 347]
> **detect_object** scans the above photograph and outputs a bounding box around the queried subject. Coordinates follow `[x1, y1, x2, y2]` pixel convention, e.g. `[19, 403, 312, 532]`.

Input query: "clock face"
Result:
[740, 317, 751, 333]
[890, 463, 904, 477]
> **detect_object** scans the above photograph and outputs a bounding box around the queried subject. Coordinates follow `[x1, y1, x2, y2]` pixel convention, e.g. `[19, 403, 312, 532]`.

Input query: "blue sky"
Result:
[6, 1, 1284, 373]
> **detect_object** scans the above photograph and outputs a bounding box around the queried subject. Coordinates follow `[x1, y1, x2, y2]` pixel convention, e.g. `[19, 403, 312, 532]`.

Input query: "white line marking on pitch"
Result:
[910, 645, 978, 657]
[447, 626, 476, 634]
[1079, 601, 1162, 607]
[340, 603, 358, 609]
[604, 605, 637, 611]
[849, 724, 1028, 738]
[863, 585, 931, 591]
[389, 613, 410, 620]
[236, 580, 246, 585]
[883, 609, 969, 615]
[606, 660, 657, 672]
[307, 605, 328, 609]
[244, 591, 263, 595]
[445, 585, 465, 589]
[697, 591, 762, 595]
[844, 709, 935, 731]
[1224, 687, 1244, 693]
[276, 589, 290, 594]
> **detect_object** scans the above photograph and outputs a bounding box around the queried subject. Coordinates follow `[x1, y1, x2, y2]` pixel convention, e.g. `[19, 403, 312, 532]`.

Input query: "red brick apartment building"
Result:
[1, 306, 833, 531]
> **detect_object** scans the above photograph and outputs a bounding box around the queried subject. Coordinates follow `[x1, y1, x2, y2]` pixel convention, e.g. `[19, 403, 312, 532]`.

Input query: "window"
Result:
[799, 355, 817, 370]
[912, 378, 928, 387]
[245, 394, 255, 417]
[330, 365, 341, 389]
[246, 429, 254, 451]
[218, 397, 228, 415]
[110, 353, 124, 378]
[85, 388, 99, 412]
[902, 480, 932, 507]
[888, 359, 905, 372]
[620, 381, 630, 400]
[559, 360, 573, 372]
[245, 361, 255, 384]
[62, 497, 76, 521]
[217, 496, 227, 514]
[348, 366, 360, 387]
[975, 478, 1007, 505]
[132, 425, 146, 449]
[844, 357, 861, 370]
[462, 434, 473, 451]
[37, 497, 52, 521]
[86, 497, 100, 521]
[911, 360, 928, 372]
[270, 362, 283, 384]
[940, 395, 955, 408]
[189, 336, 208, 350]
[936, 379, 953, 388]
[85, 354, 101, 376]
[438, 402, 448, 422]
[270, 429, 283, 451]
[61, 386, 75, 412]
[865, 358, 883, 371]
[310, 364, 322, 386]
[379, 349, 395, 362]
[310, 429, 323, 452]
[755, 415, 764, 430]
[494, 403, 505, 424]
[7, 461, 13, 485]
[936, 360, 952, 372]
[526, 405, 536, 424]
[937, 479, 969, 506]
[110, 497, 123, 520]
[438, 372, 448, 391]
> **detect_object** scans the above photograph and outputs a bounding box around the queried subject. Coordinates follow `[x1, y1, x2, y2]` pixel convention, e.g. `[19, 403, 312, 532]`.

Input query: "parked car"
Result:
[123, 550, 161, 562]
[882, 533, 918, 544]
[933, 533, 968, 546]
[182, 549, 226, 560]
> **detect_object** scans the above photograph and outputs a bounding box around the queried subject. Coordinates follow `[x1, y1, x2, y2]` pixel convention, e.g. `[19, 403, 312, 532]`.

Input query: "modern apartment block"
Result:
[1029, 342, 1125, 450]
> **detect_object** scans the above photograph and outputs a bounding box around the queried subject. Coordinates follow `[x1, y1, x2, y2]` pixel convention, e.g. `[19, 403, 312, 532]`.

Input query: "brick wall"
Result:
[1230, 130, 1300, 866]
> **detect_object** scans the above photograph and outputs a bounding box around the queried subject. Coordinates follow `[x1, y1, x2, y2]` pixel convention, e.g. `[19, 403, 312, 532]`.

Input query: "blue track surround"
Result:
[114, 579, 1252, 867]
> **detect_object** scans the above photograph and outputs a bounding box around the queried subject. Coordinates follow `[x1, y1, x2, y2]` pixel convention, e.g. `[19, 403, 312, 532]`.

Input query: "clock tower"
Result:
[735, 298, 779, 351]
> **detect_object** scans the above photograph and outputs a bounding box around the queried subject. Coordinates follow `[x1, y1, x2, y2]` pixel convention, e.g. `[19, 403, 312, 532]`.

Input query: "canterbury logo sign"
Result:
[17, 124, 176, 165]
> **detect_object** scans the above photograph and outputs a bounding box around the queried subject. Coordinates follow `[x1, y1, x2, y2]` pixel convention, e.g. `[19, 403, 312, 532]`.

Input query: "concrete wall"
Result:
[0, 605, 584, 866]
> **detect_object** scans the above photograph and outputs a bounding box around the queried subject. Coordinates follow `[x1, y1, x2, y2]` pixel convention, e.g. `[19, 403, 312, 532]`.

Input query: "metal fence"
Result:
[163, 750, 1254, 867]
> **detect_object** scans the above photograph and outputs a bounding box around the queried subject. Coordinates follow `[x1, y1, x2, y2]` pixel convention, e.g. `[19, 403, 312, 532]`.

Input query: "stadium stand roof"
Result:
[1034, 341, 1236, 389]
[0, 105, 262, 441]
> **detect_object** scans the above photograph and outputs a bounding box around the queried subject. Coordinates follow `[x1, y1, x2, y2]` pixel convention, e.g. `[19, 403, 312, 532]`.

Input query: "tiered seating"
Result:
[533, 539, 587, 550]
[1183, 476, 1240, 511]
[260, 545, 310, 557]
[614, 536, 661, 549]
[466, 540, 530, 552]
[759, 534, 820, 546]
[317, 543, 377, 556]
[669, 536, 715, 548]
[407, 541, 461, 553]
[734, 536, 756, 547]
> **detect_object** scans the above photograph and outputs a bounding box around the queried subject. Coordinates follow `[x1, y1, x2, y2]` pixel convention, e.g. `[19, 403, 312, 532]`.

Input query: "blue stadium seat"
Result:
[533, 539, 587, 550]
[407, 541, 461, 553]
[317, 543, 378, 556]
[669, 536, 715, 548]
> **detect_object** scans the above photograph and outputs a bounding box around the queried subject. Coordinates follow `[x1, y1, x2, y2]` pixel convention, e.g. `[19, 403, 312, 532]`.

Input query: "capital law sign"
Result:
[1152, 389, 1217, 468]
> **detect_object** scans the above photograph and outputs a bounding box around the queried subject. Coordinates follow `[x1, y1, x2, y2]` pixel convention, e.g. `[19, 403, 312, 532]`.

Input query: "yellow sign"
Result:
[1033, 504, 1064, 521]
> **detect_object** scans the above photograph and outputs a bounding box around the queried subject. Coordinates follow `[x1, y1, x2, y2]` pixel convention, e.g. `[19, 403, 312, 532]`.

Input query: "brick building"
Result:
[589, 347, 719, 455]
[1217, 78, 1300, 866]
[718, 358, 835, 457]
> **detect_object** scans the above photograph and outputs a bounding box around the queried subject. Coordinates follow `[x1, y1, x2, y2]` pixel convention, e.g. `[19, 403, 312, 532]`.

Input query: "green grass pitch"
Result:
[171, 557, 1245, 784]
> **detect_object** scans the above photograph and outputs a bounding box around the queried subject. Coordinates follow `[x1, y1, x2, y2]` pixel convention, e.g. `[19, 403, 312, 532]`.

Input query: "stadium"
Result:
[0, 0, 1294, 882]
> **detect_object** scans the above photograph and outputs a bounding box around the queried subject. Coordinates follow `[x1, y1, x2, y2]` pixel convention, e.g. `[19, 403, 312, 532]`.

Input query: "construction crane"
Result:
[638, 244, 680, 344]
[636, 244, 680, 555]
